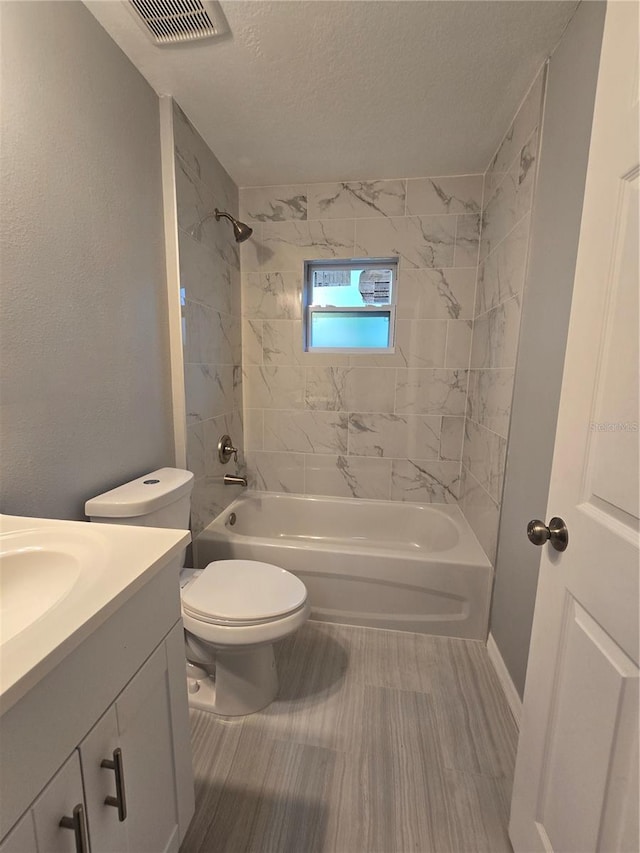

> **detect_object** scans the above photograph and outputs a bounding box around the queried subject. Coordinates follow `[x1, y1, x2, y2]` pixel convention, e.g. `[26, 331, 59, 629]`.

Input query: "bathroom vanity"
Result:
[0, 515, 194, 852]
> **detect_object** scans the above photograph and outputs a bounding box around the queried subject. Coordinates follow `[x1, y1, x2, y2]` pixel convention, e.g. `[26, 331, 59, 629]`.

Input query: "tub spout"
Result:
[224, 473, 247, 487]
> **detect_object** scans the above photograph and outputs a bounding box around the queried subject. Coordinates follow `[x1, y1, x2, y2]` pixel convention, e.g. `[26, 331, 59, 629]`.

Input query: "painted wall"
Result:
[172, 104, 244, 537]
[0, 1, 173, 520]
[490, 0, 606, 698]
[460, 72, 545, 564]
[239, 178, 482, 501]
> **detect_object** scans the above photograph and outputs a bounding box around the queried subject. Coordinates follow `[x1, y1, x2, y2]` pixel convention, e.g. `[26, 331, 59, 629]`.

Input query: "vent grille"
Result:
[129, 0, 228, 45]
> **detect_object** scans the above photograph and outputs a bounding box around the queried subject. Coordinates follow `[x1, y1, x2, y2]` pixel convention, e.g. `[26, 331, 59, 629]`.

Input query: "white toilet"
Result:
[85, 467, 310, 716]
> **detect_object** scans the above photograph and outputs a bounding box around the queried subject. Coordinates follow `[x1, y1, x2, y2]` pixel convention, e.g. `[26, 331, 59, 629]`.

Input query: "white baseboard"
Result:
[486, 633, 523, 729]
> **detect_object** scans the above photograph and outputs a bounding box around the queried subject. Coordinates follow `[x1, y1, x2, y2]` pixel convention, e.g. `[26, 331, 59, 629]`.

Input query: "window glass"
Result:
[310, 268, 393, 307]
[304, 259, 397, 352]
[310, 311, 390, 348]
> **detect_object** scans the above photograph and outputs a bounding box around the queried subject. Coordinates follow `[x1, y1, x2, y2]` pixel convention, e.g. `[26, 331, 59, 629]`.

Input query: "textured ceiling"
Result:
[85, 0, 579, 186]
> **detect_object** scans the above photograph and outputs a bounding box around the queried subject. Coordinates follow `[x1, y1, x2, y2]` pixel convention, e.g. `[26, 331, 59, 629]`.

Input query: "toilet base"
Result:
[186, 643, 279, 716]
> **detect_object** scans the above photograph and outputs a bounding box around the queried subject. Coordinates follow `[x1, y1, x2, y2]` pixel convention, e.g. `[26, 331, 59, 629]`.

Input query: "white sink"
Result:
[0, 527, 109, 644]
[0, 514, 190, 714]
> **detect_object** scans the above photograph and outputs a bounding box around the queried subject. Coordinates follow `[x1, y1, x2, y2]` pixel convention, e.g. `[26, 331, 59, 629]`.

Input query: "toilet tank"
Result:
[85, 468, 194, 567]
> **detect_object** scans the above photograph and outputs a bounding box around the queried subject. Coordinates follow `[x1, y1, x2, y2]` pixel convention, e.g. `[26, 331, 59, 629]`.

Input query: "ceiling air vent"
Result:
[128, 0, 229, 46]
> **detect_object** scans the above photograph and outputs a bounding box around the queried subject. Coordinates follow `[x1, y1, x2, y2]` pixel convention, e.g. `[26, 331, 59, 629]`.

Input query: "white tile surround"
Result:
[173, 104, 245, 537]
[460, 70, 545, 563]
[240, 175, 483, 504]
[172, 68, 544, 560]
[237, 68, 545, 562]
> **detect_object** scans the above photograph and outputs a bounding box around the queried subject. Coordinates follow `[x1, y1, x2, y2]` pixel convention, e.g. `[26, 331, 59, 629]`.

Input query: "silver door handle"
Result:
[101, 747, 127, 821]
[527, 517, 568, 552]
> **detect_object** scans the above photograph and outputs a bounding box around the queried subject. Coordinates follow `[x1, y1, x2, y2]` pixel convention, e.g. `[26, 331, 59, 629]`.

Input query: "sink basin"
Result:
[0, 527, 108, 644]
[0, 513, 190, 715]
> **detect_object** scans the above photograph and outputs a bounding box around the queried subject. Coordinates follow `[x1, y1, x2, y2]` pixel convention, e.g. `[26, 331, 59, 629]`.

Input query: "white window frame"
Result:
[303, 258, 398, 354]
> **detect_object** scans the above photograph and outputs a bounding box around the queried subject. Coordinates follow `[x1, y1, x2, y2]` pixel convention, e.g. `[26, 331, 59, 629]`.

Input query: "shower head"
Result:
[214, 209, 253, 243]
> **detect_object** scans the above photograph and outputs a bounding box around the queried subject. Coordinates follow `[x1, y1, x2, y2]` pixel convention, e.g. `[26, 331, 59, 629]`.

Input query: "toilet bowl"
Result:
[180, 560, 310, 715]
[85, 468, 310, 717]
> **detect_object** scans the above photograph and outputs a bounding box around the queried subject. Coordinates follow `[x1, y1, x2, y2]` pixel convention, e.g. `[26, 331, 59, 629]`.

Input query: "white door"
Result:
[31, 753, 88, 853]
[115, 642, 180, 853]
[0, 812, 38, 853]
[79, 706, 129, 853]
[509, 3, 639, 852]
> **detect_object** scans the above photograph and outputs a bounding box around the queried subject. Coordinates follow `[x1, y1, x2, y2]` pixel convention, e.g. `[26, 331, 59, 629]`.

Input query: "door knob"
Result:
[527, 517, 569, 551]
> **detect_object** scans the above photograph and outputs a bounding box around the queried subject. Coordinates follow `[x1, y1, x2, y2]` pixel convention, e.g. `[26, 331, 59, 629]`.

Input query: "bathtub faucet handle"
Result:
[218, 434, 238, 464]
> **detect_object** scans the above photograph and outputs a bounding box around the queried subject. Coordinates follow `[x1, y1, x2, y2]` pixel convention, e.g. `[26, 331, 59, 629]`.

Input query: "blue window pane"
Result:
[311, 312, 390, 348]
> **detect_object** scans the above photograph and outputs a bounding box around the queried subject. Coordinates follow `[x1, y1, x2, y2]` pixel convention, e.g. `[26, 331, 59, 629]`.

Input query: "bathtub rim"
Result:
[199, 490, 492, 569]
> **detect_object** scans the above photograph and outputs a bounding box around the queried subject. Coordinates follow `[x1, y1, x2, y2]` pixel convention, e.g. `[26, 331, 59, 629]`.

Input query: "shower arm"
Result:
[198, 208, 253, 243]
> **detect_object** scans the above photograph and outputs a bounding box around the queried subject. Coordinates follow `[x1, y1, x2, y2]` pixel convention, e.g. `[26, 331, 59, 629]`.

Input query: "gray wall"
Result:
[0, 1, 174, 520]
[490, 0, 606, 698]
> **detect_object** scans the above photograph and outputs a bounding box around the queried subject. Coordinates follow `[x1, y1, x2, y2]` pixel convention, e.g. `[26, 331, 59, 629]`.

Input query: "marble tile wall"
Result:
[460, 70, 545, 562]
[239, 174, 483, 502]
[173, 103, 245, 537]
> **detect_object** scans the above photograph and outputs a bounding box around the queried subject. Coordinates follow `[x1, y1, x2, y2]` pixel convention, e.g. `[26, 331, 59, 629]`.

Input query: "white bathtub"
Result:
[196, 492, 493, 640]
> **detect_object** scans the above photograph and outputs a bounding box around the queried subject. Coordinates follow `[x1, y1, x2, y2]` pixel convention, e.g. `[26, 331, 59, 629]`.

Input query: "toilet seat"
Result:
[182, 596, 310, 649]
[181, 559, 307, 625]
[182, 605, 307, 627]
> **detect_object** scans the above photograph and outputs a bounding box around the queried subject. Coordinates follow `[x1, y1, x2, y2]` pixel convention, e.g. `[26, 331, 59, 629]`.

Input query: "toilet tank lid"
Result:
[85, 468, 194, 518]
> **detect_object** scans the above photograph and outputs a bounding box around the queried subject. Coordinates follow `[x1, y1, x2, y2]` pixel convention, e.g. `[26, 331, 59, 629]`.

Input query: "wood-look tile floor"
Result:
[180, 621, 517, 853]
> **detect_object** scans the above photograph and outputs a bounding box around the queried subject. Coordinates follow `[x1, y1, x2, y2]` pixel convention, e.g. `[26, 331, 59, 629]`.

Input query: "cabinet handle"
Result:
[101, 747, 127, 821]
[59, 803, 89, 853]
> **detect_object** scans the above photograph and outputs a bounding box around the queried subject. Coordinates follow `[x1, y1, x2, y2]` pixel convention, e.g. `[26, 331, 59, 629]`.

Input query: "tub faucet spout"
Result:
[224, 473, 247, 487]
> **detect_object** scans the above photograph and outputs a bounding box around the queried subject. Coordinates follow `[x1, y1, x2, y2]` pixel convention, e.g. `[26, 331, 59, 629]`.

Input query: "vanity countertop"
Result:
[0, 513, 190, 714]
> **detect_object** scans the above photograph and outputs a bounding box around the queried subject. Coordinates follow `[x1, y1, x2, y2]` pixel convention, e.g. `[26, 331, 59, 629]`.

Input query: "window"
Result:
[304, 258, 398, 352]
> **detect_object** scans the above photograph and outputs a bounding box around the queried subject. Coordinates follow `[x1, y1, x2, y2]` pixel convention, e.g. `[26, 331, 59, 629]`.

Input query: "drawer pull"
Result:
[101, 747, 127, 821]
[59, 803, 89, 853]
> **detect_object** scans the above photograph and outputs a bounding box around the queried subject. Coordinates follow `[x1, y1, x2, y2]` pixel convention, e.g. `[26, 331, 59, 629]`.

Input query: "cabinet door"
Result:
[115, 643, 180, 853]
[32, 753, 88, 853]
[78, 706, 128, 853]
[0, 812, 37, 853]
[164, 621, 195, 843]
